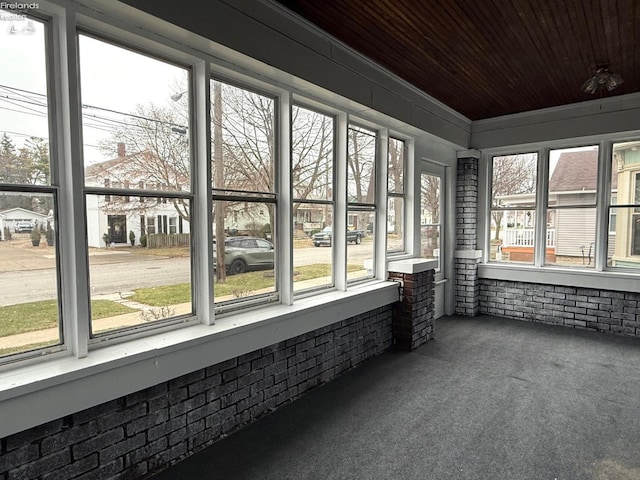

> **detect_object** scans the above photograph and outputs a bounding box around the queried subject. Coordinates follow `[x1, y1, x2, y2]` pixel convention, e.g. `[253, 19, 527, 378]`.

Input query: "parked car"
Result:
[14, 222, 34, 233]
[213, 236, 274, 275]
[312, 226, 364, 247]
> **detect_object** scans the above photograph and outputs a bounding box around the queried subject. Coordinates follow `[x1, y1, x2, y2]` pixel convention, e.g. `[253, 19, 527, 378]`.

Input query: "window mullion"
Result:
[56, 11, 90, 357]
[193, 60, 214, 325]
[278, 91, 293, 305]
[595, 141, 612, 271]
[375, 127, 388, 279]
[405, 139, 415, 256]
[478, 153, 490, 262]
[534, 148, 549, 267]
[334, 113, 348, 291]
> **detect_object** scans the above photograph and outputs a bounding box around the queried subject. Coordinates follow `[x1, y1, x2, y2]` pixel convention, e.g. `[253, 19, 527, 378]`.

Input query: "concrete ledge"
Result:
[456, 149, 481, 159]
[454, 249, 482, 260]
[388, 258, 438, 274]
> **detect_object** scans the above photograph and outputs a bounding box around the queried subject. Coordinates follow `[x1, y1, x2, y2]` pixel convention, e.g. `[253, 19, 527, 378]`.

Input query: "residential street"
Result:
[0, 242, 373, 306]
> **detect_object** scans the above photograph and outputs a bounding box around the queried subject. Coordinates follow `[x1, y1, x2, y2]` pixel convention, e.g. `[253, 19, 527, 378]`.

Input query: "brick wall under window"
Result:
[479, 279, 640, 336]
[0, 306, 393, 480]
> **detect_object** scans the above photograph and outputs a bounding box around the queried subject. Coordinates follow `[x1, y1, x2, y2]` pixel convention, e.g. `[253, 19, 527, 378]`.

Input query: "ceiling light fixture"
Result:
[581, 67, 624, 95]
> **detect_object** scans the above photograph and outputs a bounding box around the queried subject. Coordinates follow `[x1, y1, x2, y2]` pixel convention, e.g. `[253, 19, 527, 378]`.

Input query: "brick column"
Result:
[388, 259, 437, 351]
[455, 151, 482, 316]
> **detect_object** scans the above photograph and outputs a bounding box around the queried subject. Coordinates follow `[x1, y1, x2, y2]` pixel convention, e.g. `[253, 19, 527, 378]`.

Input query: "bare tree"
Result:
[347, 127, 376, 204]
[421, 174, 440, 224]
[388, 139, 404, 236]
[95, 104, 190, 221]
[291, 106, 333, 207]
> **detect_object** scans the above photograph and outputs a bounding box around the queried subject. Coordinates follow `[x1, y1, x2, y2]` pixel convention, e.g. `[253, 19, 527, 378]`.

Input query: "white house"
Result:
[0, 207, 50, 235]
[84, 143, 191, 247]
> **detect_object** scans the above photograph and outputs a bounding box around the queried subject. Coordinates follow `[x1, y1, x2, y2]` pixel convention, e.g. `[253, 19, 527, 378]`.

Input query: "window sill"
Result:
[479, 263, 640, 293]
[0, 281, 399, 438]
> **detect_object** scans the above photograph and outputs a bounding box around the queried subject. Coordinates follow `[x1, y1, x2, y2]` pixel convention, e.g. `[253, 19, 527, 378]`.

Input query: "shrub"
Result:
[45, 224, 55, 246]
[140, 233, 147, 247]
[3, 226, 11, 241]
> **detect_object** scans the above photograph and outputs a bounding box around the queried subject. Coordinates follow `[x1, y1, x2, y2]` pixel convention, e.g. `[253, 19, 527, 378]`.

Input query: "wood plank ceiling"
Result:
[275, 0, 640, 120]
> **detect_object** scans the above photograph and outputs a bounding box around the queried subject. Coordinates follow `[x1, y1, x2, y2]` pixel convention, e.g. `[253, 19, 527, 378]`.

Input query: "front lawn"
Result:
[129, 263, 363, 306]
[0, 300, 137, 338]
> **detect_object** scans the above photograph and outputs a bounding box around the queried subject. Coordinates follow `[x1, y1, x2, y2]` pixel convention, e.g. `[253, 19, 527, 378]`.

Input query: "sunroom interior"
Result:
[1, 0, 640, 478]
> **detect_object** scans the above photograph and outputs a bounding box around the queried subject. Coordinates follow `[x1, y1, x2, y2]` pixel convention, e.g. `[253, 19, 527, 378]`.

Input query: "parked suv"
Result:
[312, 226, 364, 247]
[14, 222, 34, 233]
[213, 236, 274, 275]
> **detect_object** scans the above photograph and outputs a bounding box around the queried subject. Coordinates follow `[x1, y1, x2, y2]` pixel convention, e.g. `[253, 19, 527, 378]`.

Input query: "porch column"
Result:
[388, 259, 437, 351]
[455, 151, 482, 316]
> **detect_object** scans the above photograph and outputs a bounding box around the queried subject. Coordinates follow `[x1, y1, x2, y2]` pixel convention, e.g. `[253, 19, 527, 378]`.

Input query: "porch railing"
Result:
[503, 228, 555, 247]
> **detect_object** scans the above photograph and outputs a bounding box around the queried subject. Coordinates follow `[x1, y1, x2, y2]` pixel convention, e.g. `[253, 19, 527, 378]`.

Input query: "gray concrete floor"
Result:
[151, 315, 640, 480]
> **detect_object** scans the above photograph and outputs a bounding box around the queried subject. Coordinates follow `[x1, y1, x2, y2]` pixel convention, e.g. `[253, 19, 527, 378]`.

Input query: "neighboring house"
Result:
[0, 207, 50, 235]
[495, 144, 640, 266]
[611, 141, 640, 267]
[85, 143, 274, 247]
[293, 205, 329, 234]
[84, 143, 191, 248]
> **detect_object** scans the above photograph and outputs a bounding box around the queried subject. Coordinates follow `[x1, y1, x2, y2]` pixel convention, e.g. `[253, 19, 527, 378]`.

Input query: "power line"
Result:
[0, 105, 47, 118]
[0, 83, 189, 131]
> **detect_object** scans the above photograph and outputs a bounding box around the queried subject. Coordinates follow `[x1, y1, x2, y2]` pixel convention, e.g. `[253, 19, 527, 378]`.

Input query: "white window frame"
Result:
[480, 135, 640, 290]
[210, 76, 280, 313]
[0, 0, 434, 439]
[291, 101, 337, 296]
[387, 136, 407, 255]
[0, 9, 65, 363]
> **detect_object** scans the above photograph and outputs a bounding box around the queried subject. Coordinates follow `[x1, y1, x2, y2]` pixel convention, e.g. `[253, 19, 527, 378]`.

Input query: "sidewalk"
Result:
[0, 268, 369, 351]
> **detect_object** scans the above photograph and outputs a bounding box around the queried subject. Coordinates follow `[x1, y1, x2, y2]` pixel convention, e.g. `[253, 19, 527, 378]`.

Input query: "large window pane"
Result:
[420, 173, 441, 269]
[348, 126, 376, 204]
[86, 194, 192, 335]
[387, 196, 404, 252]
[211, 79, 277, 308]
[79, 36, 193, 336]
[0, 14, 61, 359]
[387, 138, 405, 254]
[294, 203, 332, 292]
[608, 141, 640, 269]
[549, 146, 598, 206]
[212, 201, 276, 303]
[0, 192, 60, 357]
[388, 138, 404, 193]
[347, 210, 374, 282]
[546, 146, 598, 267]
[211, 80, 274, 192]
[292, 106, 334, 292]
[0, 12, 51, 186]
[490, 153, 537, 263]
[79, 35, 190, 191]
[347, 125, 376, 280]
[545, 208, 596, 267]
[491, 209, 535, 264]
[292, 106, 333, 201]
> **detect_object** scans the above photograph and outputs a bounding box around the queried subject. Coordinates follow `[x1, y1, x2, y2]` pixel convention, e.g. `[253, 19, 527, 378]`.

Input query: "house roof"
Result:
[84, 156, 127, 179]
[549, 148, 605, 193]
[0, 207, 49, 218]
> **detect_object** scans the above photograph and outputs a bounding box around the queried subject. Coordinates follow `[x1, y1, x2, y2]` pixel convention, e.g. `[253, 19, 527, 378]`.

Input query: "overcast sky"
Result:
[0, 10, 187, 164]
